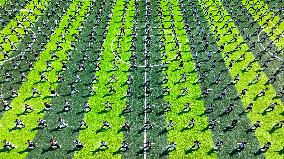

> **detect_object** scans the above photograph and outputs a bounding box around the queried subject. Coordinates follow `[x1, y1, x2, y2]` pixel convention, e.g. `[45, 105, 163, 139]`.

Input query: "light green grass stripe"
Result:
[75, 0, 134, 158]
[0, 1, 91, 158]
[0, 0, 52, 60]
[241, 0, 284, 53]
[0, 0, 5, 6]
[200, 0, 284, 158]
[159, 0, 216, 158]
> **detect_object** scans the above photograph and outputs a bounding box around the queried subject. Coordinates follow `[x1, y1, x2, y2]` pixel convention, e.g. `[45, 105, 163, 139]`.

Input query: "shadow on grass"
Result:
[185, 148, 198, 155]
[113, 149, 123, 155]
[95, 127, 108, 134]
[275, 147, 284, 155]
[207, 148, 216, 155]
[159, 150, 169, 157]
[41, 147, 57, 154]
[268, 126, 281, 134]
[18, 148, 32, 154]
[229, 149, 242, 156]
[253, 149, 263, 156]
[91, 147, 108, 155]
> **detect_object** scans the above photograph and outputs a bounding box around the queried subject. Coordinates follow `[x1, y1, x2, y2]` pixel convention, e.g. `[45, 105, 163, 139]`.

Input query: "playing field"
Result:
[0, 0, 283, 158]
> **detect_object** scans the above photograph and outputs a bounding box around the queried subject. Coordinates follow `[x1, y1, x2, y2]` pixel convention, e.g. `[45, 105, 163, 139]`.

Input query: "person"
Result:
[27, 140, 37, 150]
[191, 140, 201, 149]
[208, 119, 217, 129]
[104, 101, 113, 111]
[205, 104, 214, 114]
[99, 141, 108, 149]
[63, 100, 72, 111]
[265, 102, 278, 112]
[143, 141, 151, 151]
[213, 141, 224, 150]
[163, 86, 170, 95]
[260, 142, 271, 152]
[236, 141, 247, 151]
[38, 118, 48, 128]
[186, 118, 195, 128]
[274, 120, 284, 128]
[24, 104, 34, 112]
[144, 120, 152, 130]
[32, 88, 41, 97]
[249, 121, 261, 130]
[120, 141, 129, 151]
[144, 103, 152, 113]
[83, 102, 91, 112]
[244, 103, 253, 113]
[163, 101, 171, 112]
[44, 102, 52, 111]
[3, 140, 16, 149]
[74, 140, 84, 150]
[227, 120, 239, 130]
[79, 120, 88, 129]
[101, 121, 110, 129]
[122, 123, 130, 131]
[15, 119, 25, 128]
[3, 100, 12, 111]
[166, 142, 176, 152]
[182, 103, 191, 112]
[167, 120, 174, 129]
[57, 118, 68, 129]
[50, 138, 61, 149]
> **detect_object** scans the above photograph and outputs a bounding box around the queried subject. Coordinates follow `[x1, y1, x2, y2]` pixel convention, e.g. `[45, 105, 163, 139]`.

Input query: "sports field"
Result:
[0, 0, 283, 158]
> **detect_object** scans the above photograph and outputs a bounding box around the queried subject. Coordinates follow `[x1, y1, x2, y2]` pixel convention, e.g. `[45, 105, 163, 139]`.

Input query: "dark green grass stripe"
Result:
[262, 0, 284, 20]
[123, 0, 167, 158]
[147, 0, 167, 158]
[0, 0, 30, 29]
[27, 1, 110, 158]
[122, 0, 145, 157]
[180, 0, 263, 158]
[221, 0, 284, 106]
[0, 0, 72, 120]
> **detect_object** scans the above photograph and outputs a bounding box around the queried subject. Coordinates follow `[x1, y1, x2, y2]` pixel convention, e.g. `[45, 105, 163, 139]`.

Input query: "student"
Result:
[27, 140, 37, 150]
[74, 140, 84, 150]
[50, 138, 61, 149]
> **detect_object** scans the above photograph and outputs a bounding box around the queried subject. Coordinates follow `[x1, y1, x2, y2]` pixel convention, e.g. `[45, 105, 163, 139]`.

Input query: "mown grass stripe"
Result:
[200, 0, 284, 158]
[262, 0, 284, 20]
[0, 1, 91, 158]
[0, 0, 52, 61]
[241, 0, 284, 52]
[158, 0, 215, 158]
[221, 0, 284, 110]
[0, 0, 73, 120]
[26, 1, 103, 158]
[147, 0, 168, 158]
[75, 0, 135, 158]
[122, 0, 146, 157]
[0, 0, 30, 29]
[181, 0, 263, 158]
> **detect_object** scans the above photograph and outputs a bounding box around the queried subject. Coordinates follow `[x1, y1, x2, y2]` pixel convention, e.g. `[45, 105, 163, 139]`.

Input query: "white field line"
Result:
[143, 1, 149, 158]
[257, 20, 284, 61]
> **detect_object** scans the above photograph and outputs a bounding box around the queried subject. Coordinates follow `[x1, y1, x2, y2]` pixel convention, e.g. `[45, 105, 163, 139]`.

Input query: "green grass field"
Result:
[0, 0, 283, 158]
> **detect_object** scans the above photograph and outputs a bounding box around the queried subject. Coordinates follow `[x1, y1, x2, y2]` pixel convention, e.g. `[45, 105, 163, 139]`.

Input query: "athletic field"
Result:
[0, 0, 283, 158]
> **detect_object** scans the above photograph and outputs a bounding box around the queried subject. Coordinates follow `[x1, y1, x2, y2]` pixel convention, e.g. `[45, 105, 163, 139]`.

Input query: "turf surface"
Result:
[0, 0, 73, 120]
[0, 1, 91, 158]
[200, 0, 284, 158]
[0, 0, 52, 61]
[26, 1, 102, 158]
